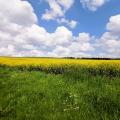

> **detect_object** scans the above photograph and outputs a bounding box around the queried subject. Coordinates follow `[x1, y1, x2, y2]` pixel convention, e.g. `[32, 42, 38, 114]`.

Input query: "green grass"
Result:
[0, 66, 120, 120]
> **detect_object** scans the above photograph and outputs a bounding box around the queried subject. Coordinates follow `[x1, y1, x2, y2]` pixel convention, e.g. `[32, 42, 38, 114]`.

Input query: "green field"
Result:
[0, 59, 120, 120]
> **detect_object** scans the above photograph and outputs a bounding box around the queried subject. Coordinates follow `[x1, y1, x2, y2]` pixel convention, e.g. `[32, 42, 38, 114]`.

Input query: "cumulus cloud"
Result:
[42, 0, 77, 28]
[80, 0, 108, 11]
[57, 18, 77, 28]
[42, 0, 74, 20]
[0, 0, 119, 58]
[98, 14, 120, 58]
[0, 0, 37, 26]
[0, 0, 94, 57]
[107, 14, 120, 34]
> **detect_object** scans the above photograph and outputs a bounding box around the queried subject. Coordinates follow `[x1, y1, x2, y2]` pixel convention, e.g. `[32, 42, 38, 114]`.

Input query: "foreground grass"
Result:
[0, 66, 120, 120]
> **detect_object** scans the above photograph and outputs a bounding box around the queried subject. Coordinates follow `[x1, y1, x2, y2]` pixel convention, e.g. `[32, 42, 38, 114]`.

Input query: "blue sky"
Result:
[27, 0, 120, 37]
[0, 0, 120, 57]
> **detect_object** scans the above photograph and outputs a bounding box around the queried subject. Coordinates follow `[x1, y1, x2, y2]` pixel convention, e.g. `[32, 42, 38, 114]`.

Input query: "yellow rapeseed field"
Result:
[0, 57, 120, 70]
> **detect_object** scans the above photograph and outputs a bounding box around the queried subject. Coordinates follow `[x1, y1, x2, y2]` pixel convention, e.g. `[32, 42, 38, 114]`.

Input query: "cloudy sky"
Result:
[0, 0, 120, 57]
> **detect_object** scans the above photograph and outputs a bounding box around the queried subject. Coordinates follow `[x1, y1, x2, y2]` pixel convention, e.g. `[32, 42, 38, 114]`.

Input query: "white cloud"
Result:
[42, 0, 77, 29]
[80, 0, 108, 11]
[78, 33, 91, 42]
[48, 46, 71, 57]
[0, 0, 37, 26]
[0, 0, 93, 57]
[42, 0, 74, 20]
[0, 0, 119, 58]
[0, 45, 15, 56]
[42, 0, 64, 20]
[98, 14, 120, 57]
[57, 18, 77, 28]
[107, 14, 120, 34]
[51, 26, 73, 46]
[69, 20, 78, 29]
[99, 32, 120, 58]
[57, 0, 74, 10]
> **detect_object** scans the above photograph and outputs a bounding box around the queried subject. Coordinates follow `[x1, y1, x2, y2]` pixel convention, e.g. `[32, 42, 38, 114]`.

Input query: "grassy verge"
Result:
[0, 66, 120, 120]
